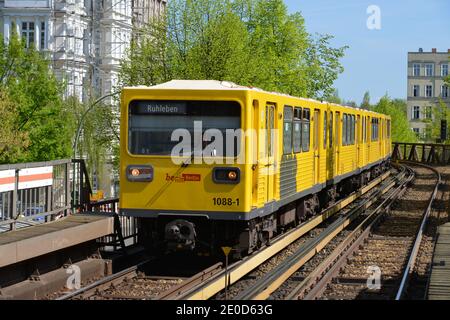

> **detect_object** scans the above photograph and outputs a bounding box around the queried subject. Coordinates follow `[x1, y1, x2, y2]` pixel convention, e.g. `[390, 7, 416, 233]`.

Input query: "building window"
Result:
[21, 21, 35, 48]
[40, 22, 45, 50]
[412, 106, 420, 120]
[413, 64, 420, 76]
[442, 64, 449, 77]
[413, 85, 420, 97]
[425, 106, 432, 119]
[426, 85, 433, 97]
[413, 128, 420, 135]
[442, 85, 449, 98]
[425, 64, 434, 76]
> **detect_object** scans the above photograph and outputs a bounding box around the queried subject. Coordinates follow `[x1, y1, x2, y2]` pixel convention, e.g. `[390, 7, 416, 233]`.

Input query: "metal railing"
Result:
[0, 158, 138, 248]
[392, 142, 450, 165]
[0, 159, 71, 231]
[88, 197, 138, 248]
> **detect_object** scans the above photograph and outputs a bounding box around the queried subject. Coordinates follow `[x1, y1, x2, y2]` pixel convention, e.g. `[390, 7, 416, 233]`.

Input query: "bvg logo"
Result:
[166, 173, 201, 183]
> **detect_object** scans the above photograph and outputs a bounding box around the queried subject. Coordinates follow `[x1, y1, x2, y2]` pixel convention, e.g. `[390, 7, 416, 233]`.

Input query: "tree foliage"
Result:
[0, 33, 74, 163]
[360, 91, 371, 110]
[0, 89, 30, 163]
[119, 0, 347, 100]
[423, 99, 450, 143]
[372, 96, 417, 143]
[69, 97, 119, 179]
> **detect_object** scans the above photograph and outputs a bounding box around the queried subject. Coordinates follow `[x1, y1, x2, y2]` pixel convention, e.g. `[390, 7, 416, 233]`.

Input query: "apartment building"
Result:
[0, 0, 166, 197]
[0, 0, 166, 104]
[132, 0, 166, 29]
[407, 48, 450, 138]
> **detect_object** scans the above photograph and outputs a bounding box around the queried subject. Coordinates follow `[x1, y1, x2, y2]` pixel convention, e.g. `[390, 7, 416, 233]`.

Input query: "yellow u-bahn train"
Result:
[119, 80, 391, 256]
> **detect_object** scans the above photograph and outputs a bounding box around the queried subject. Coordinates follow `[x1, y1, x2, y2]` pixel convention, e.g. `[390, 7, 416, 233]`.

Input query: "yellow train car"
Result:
[120, 80, 391, 255]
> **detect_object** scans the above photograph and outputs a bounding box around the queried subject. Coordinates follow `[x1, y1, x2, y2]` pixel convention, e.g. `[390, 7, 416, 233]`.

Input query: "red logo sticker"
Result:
[165, 173, 201, 182]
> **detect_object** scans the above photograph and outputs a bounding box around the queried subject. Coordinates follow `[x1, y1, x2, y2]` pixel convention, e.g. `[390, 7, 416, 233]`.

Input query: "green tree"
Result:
[372, 96, 417, 143]
[69, 97, 119, 180]
[0, 89, 30, 163]
[423, 99, 450, 143]
[0, 33, 74, 163]
[360, 91, 371, 110]
[327, 88, 342, 104]
[119, 0, 347, 100]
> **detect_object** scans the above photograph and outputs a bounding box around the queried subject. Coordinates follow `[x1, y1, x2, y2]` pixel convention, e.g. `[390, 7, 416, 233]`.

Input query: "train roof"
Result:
[124, 80, 387, 117]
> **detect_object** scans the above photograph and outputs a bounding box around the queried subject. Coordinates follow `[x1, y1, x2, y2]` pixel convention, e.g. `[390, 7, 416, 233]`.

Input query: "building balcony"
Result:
[4, 0, 50, 8]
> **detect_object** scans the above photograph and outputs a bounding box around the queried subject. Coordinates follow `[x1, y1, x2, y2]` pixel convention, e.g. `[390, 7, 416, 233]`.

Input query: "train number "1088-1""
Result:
[213, 197, 240, 206]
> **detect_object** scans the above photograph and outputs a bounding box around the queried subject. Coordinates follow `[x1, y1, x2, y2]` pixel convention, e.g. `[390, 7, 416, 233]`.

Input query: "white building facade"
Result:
[1, 0, 166, 197]
[407, 48, 450, 140]
[0, 0, 165, 104]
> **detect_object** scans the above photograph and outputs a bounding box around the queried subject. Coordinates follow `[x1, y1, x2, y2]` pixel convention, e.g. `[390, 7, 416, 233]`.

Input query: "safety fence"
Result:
[392, 142, 450, 165]
[0, 159, 137, 248]
[0, 159, 71, 232]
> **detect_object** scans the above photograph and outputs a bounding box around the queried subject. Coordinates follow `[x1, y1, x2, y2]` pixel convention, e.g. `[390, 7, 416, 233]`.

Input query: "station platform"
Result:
[428, 223, 450, 300]
[0, 214, 114, 268]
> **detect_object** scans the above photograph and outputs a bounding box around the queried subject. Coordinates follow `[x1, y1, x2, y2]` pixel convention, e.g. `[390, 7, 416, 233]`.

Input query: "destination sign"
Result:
[132, 101, 187, 115]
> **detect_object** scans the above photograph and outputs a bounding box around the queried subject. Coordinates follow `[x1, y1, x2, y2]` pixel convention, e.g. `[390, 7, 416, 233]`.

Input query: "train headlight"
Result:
[228, 171, 237, 180]
[213, 167, 240, 184]
[126, 165, 153, 182]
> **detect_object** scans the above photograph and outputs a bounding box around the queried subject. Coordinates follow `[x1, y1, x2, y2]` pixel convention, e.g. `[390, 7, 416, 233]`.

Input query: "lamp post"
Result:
[71, 91, 120, 211]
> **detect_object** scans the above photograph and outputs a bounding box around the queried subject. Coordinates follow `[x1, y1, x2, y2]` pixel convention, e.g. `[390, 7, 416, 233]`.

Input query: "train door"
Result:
[357, 115, 361, 167]
[313, 109, 320, 185]
[335, 112, 340, 176]
[252, 100, 265, 207]
[265, 104, 276, 203]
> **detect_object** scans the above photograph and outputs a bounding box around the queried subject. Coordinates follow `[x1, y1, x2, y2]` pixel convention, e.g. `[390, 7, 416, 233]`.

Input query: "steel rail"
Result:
[56, 258, 153, 300]
[286, 165, 414, 300]
[176, 170, 392, 300]
[234, 168, 405, 300]
[155, 263, 222, 300]
[395, 162, 441, 300]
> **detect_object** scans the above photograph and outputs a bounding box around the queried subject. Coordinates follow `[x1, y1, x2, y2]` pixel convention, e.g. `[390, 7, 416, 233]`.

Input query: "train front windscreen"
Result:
[128, 100, 241, 157]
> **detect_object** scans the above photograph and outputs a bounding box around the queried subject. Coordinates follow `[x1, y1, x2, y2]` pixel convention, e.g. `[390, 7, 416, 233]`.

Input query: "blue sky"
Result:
[285, 0, 450, 104]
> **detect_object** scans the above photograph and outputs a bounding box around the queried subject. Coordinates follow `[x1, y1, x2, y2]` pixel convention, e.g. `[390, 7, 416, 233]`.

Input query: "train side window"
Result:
[348, 114, 352, 145]
[351, 115, 355, 145]
[283, 106, 293, 154]
[323, 111, 327, 148]
[347, 114, 352, 146]
[348, 115, 352, 145]
[372, 118, 379, 141]
[362, 116, 365, 142]
[377, 118, 379, 140]
[371, 118, 374, 141]
[293, 107, 302, 153]
[302, 108, 310, 152]
[329, 112, 333, 148]
[387, 119, 391, 138]
[342, 114, 347, 146]
[335, 113, 340, 146]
